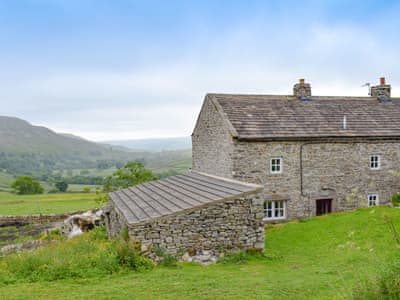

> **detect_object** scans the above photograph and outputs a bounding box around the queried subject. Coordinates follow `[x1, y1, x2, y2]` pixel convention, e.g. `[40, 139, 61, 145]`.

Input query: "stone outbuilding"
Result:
[105, 172, 264, 258]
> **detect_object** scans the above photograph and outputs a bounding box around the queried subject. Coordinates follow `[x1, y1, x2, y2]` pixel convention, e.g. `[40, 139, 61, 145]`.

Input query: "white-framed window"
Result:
[270, 158, 282, 174]
[368, 193, 379, 207]
[264, 200, 286, 220]
[370, 155, 380, 170]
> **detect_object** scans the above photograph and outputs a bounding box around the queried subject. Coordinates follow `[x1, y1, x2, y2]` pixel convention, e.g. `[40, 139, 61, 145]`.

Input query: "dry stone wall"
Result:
[106, 194, 265, 257]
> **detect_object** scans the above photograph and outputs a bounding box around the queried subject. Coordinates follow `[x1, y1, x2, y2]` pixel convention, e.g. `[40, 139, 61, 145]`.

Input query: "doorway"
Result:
[316, 199, 332, 216]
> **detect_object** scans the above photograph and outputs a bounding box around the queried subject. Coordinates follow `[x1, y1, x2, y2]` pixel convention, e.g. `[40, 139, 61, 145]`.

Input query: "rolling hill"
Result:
[0, 116, 192, 177]
[103, 137, 191, 152]
[0, 116, 123, 156]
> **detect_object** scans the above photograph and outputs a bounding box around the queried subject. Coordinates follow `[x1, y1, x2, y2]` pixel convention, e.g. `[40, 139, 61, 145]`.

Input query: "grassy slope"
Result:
[1, 207, 399, 299]
[0, 171, 14, 192]
[0, 192, 99, 215]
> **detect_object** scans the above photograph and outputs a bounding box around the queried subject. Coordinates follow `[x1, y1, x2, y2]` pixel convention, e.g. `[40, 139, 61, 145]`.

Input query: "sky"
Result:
[1, 0, 400, 141]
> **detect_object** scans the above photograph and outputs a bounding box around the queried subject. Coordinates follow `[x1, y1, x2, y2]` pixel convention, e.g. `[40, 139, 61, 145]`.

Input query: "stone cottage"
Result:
[105, 172, 265, 257]
[192, 77, 400, 220]
[106, 77, 400, 257]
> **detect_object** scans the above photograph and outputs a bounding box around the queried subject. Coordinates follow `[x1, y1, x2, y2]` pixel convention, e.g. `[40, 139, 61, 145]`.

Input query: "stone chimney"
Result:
[370, 77, 391, 98]
[293, 78, 311, 98]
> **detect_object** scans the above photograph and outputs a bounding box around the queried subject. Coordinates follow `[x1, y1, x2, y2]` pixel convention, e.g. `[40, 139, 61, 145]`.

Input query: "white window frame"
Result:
[263, 200, 286, 220]
[270, 157, 282, 174]
[368, 193, 379, 207]
[370, 155, 381, 170]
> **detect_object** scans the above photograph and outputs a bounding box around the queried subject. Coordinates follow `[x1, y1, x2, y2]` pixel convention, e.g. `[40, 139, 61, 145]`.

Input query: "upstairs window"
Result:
[368, 193, 379, 207]
[264, 200, 286, 220]
[370, 155, 380, 170]
[270, 158, 282, 174]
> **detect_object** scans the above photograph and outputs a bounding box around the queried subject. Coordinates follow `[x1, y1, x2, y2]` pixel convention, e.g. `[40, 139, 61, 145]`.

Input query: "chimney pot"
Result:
[299, 78, 305, 84]
[370, 77, 391, 98]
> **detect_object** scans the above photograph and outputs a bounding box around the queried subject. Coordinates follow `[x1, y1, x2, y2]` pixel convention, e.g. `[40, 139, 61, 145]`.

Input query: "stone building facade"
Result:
[106, 172, 264, 258]
[192, 78, 400, 220]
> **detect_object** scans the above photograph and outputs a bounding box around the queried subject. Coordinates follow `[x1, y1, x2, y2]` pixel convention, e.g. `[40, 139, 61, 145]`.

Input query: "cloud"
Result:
[1, 3, 400, 140]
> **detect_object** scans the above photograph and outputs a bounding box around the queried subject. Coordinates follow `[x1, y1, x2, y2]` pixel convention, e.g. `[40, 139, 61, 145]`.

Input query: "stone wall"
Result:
[230, 140, 400, 219]
[0, 213, 73, 226]
[231, 141, 307, 219]
[191, 97, 400, 219]
[192, 96, 235, 178]
[106, 194, 265, 256]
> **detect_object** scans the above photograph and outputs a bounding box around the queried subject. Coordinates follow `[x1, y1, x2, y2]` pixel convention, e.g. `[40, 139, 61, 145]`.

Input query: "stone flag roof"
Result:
[108, 172, 262, 225]
[208, 94, 400, 140]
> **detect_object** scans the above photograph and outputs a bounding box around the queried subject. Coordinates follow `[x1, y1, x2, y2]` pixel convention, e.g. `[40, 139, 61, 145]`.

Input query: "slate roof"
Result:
[209, 94, 400, 140]
[108, 172, 262, 225]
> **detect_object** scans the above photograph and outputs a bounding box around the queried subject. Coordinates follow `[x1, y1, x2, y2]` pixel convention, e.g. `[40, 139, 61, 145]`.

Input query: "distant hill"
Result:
[103, 137, 191, 152]
[0, 116, 127, 157]
[0, 116, 192, 176]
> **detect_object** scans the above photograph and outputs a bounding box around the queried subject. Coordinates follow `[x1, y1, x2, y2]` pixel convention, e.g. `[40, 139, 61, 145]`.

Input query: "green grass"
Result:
[67, 184, 100, 193]
[0, 171, 15, 192]
[0, 192, 99, 215]
[0, 207, 399, 299]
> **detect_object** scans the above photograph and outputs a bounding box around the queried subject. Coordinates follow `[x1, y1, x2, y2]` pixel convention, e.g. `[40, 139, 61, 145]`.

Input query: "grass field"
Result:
[0, 207, 399, 299]
[0, 171, 15, 192]
[0, 192, 99, 215]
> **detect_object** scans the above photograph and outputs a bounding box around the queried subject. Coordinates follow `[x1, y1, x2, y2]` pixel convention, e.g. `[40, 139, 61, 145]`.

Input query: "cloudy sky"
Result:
[1, 0, 400, 141]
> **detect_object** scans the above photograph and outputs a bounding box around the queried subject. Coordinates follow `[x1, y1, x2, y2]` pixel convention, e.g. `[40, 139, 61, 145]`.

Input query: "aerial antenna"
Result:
[361, 82, 371, 95]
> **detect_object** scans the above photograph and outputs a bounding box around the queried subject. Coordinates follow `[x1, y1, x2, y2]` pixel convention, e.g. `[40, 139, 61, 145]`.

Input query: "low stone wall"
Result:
[106, 194, 265, 257]
[0, 213, 81, 227]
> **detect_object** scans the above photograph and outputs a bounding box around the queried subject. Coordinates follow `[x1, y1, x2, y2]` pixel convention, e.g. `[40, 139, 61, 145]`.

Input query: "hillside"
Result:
[0, 207, 399, 299]
[0, 116, 124, 156]
[103, 136, 191, 152]
[0, 116, 192, 177]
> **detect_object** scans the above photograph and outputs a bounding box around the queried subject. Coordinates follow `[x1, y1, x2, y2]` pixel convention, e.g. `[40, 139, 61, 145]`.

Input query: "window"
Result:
[368, 194, 379, 207]
[370, 155, 380, 170]
[270, 158, 282, 174]
[264, 200, 286, 220]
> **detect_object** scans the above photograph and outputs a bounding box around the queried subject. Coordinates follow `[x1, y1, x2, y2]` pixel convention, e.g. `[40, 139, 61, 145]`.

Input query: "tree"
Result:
[11, 176, 44, 195]
[103, 162, 157, 192]
[55, 181, 68, 192]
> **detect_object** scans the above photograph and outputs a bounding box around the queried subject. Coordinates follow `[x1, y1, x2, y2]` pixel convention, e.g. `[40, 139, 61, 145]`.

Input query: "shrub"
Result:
[55, 181, 68, 192]
[392, 193, 400, 207]
[11, 176, 44, 195]
[154, 247, 178, 267]
[47, 188, 59, 194]
[115, 240, 153, 271]
[83, 187, 91, 193]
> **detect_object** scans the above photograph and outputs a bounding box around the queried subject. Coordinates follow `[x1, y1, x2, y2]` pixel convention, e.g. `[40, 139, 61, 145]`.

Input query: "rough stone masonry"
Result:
[105, 172, 264, 259]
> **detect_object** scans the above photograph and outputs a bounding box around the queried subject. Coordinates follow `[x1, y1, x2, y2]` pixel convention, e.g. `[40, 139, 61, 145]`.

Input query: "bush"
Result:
[11, 176, 44, 195]
[154, 247, 178, 267]
[55, 181, 68, 192]
[83, 187, 91, 193]
[392, 193, 400, 207]
[115, 240, 153, 271]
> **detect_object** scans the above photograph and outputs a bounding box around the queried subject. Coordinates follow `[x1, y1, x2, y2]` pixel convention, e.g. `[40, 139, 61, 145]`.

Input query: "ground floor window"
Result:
[264, 200, 286, 220]
[368, 193, 379, 207]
